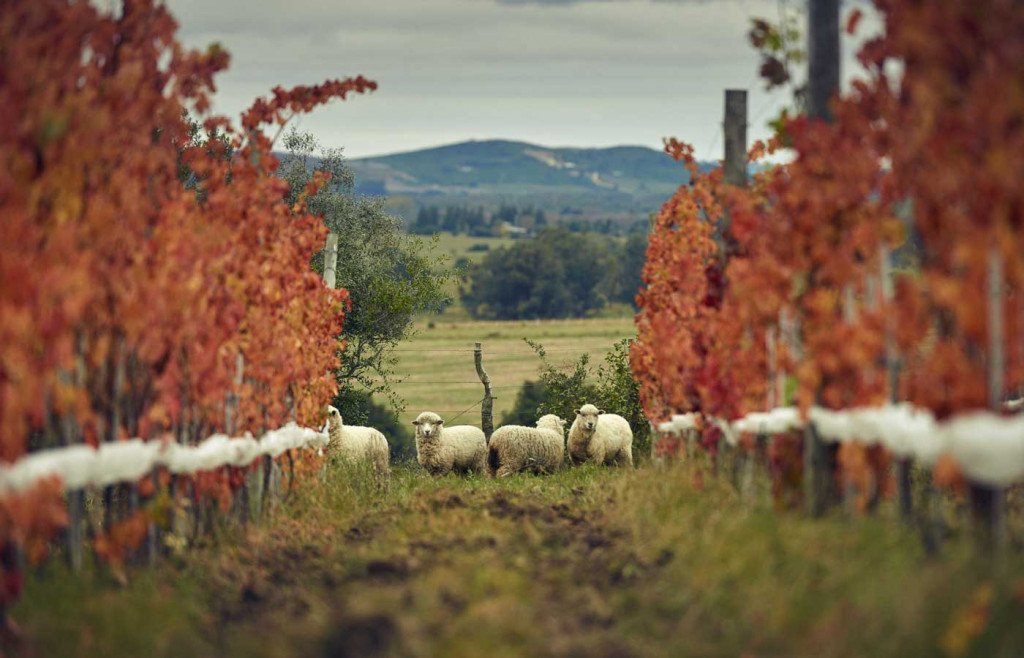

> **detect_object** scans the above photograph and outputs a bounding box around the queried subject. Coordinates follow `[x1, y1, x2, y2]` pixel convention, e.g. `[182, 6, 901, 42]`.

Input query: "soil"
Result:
[204, 487, 663, 658]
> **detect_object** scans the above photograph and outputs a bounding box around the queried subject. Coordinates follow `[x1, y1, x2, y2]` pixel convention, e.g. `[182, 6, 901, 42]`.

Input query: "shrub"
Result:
[524, 338, 651, 458]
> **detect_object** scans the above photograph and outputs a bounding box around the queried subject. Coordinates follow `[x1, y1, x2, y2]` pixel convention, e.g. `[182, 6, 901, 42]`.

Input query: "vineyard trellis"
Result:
[0, 0, 377, 619]
[632, 0, 1024, 550]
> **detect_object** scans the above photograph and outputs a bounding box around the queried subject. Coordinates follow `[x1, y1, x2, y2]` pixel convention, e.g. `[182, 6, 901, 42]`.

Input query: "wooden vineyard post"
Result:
[808, 0, 840, 124]
[227, 354, 249, 527]
[723, 89, 748, 189]
[803, 0, 841, 518]
[63, 334, 86, 572]
[474, 342, 494, 441]
[970, 248, 1007, 552]
[879, 245, 912, 522]
[767, 325, 777, 410]
[717, 88, 748, 485]
[323, 232, 339, 290]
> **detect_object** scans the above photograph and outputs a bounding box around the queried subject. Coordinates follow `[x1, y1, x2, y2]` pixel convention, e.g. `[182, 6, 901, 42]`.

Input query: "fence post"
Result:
[474, 342, 494, 441]
[878, 244, 912, 521]
[723, 89, 748, 188]
[970, 248, 1006, 552]
[802, 0, 841, 519]
[227, 354, 250, 527]
[323, 232, 339, 290]
[766, 325, 777, 410]
[808, 0, 840, 123]
[61, 413, 84, 572]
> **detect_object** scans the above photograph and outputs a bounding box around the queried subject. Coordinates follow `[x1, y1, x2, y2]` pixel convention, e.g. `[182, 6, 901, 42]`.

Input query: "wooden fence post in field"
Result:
[475, 342, 494, 441]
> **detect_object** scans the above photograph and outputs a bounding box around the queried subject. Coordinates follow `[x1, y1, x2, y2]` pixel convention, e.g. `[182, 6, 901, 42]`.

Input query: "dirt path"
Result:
[205, 482, 664, 657]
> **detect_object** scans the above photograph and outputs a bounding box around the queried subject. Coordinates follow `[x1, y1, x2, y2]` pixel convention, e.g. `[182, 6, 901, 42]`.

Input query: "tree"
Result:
[411, 206, 441, 235]
[278, 129, 455, 415]
[604, 231, 648, 308]
[460, 227, 609, 320]
[524, 338, 650, 458]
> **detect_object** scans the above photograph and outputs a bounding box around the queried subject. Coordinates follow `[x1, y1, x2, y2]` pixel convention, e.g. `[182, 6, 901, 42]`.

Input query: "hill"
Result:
[347, 139, 715, 221]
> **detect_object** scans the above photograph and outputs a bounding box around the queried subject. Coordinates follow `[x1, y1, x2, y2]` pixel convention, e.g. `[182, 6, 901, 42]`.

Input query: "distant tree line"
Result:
[459, 226, 648, 320]
[409, 202, 648, 238]
[409, 202, 546, 237]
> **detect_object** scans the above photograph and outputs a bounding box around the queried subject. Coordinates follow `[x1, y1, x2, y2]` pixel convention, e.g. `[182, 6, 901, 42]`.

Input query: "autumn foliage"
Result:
[632, 0, 1024, 495]
[0, 0, 375, 598]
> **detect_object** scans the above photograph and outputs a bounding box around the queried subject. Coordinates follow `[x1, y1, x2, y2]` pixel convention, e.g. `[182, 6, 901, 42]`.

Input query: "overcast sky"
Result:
[163, 0, 880, 160]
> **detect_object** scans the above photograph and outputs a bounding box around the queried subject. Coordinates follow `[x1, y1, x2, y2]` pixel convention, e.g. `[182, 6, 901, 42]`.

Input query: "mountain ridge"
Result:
[345, 138, 713, 221]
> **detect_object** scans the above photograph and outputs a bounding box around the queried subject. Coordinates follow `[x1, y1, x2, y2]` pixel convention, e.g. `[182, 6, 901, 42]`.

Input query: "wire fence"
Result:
[390, 345, 633, 354]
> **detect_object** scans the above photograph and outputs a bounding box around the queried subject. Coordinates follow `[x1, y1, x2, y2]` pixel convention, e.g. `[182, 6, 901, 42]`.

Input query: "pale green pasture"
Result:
[376, 316, 637, 427]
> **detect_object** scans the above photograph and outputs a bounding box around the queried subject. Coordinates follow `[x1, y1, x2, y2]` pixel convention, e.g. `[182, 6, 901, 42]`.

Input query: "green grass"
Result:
[14, 461, 1024, 657]
[432, 233, 519, 265]
[376, 316, 637, 428]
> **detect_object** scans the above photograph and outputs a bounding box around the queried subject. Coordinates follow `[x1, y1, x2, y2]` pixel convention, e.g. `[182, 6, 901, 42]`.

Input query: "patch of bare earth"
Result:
[205, 486, 668, 657]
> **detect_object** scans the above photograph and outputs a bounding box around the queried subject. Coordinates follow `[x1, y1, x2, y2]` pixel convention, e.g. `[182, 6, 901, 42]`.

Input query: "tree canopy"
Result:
[278, 130, 455, 414]
[459, 226, 646, 320]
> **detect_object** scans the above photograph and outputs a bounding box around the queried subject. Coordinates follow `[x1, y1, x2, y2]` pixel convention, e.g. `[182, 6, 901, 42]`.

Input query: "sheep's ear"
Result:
[412, 420, 421, 426]
[437, 419, 444, 425]
[598, 409, 606, 415]
[573, 408, 581, 415]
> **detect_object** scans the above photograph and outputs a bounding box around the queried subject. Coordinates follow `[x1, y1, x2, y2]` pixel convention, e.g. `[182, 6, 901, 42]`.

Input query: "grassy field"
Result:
[432, 232, 519, 264]
[375, 316, 637, 429]
[385, 230, 638, 427]
[14, 460, 1024, 657]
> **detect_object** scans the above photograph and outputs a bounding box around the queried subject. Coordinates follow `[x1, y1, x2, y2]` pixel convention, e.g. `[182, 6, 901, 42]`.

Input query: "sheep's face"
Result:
[574, 405, 604, 432]
[413, 415, 443, 441]
[327, 406, 343, 425]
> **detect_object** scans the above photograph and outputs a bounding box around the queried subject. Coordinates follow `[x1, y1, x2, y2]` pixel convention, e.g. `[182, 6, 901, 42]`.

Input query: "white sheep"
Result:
[412, 411, 487, 476]
[325, 406, 390, 486]
[567, 404, 633, 467]
[487, 414, 567, 477]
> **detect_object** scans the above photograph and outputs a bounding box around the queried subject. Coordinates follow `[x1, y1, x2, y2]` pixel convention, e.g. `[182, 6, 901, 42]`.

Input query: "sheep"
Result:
[412, 411, 487, 476]
[487, 414, 567, 478]
[567, 404, 633, 467]
[325, 405, 390, 486]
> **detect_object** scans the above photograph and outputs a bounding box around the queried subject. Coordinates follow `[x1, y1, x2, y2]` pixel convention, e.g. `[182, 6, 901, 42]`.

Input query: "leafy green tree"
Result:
[411, 205, 441, 235]
[278, 129, 455, 417]
[603, 231, 648, 308]
[460, 227, 608, 320]
[524, 339, 597, 424]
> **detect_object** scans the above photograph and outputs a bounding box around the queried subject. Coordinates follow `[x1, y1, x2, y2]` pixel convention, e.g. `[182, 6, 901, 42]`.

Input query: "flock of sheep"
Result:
[323, 402, 634, 484]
